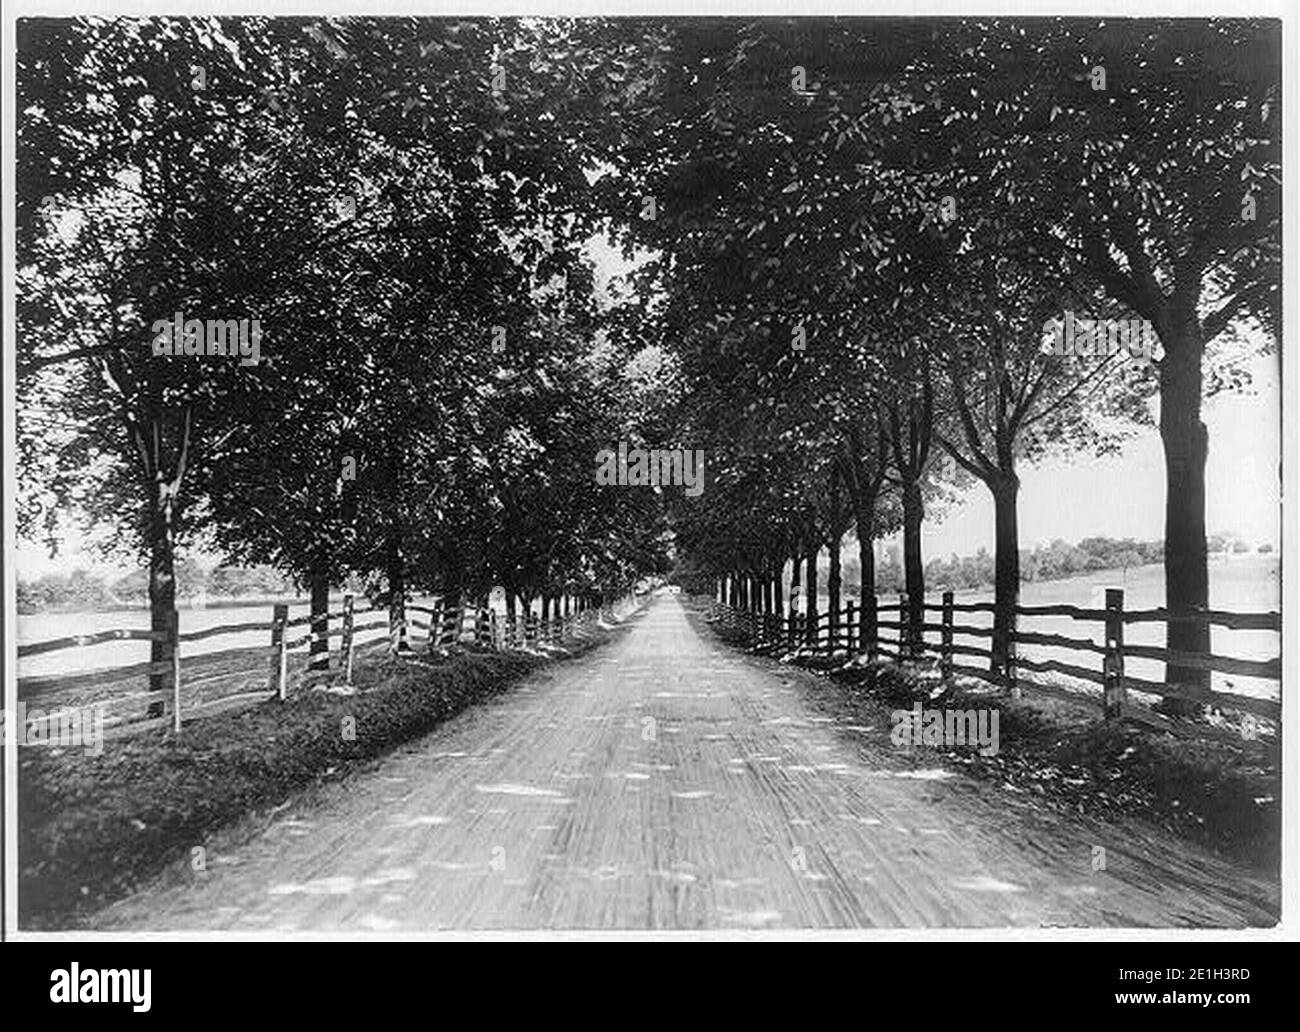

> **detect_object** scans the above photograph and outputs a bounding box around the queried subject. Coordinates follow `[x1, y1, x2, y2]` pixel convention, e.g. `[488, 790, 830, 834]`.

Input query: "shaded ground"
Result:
[91, 595, 1278, 931]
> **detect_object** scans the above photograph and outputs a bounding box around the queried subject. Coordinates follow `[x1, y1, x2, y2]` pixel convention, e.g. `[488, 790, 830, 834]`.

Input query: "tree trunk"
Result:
[789, 552, 802, 615]
[828, 532, 842, 644]
[308, 562, 330, 671]
[772, 557, 784, 618]
[856, 513, 877, 654]
[990, 473, 1020, 676]
[902, 478, 925, 657]
[788, 551, 801, 644]
[1158, 314, 1211, 714]
[805, 539, 819, 645]
[146, 496, 177, 715]
[386, 530, 407, 654]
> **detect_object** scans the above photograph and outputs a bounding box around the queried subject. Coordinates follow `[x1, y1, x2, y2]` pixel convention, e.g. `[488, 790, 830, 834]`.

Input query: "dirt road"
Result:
[93, 595, 1277, 931]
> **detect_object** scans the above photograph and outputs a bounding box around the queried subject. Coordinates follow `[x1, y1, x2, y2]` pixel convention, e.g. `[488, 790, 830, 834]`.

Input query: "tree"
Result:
[17, 18, 290, 693]
[905, 19, 1280, 705]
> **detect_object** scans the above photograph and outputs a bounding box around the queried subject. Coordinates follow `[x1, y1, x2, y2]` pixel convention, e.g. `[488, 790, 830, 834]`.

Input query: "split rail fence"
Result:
[18, 591, 640, 737]
[709, 587, 1281, 726]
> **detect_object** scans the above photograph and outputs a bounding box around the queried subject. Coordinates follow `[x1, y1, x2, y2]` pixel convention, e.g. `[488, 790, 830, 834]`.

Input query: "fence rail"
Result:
[709, 586, 1280, 725]
[17, 590, 644, 737]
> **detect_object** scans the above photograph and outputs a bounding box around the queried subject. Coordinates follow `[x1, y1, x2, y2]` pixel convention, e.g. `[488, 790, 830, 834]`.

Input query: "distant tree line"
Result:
[828, 533, 1270, 597]
[875, 536, 1166, 594]
[17, 563, 298, 614]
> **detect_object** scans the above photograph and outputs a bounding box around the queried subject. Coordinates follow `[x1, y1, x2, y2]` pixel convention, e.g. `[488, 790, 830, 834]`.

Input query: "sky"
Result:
[917, 355, 1281, 557]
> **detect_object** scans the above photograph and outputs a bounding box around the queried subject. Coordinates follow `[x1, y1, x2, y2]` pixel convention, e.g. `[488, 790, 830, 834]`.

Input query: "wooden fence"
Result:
[17, 591, 641, 737]
[709, 588, 1281, 725]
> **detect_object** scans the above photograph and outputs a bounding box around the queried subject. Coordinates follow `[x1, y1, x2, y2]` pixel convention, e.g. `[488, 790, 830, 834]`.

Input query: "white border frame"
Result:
[3, 0, 1296, 943]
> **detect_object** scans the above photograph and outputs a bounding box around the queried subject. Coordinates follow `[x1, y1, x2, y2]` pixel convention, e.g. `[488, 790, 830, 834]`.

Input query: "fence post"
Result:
[169, 609, 182, 733]
[271, 603, 289, 700]
[1103, 588, 1126, 719]
[308, 601, 329, 672]
[390, 598, 410, 655]
[341, 594, 356, 686]
[845, 600, 855, 653]
[866, 594, 877, 661]
[426, 602, 441, 653]
[898, 592, 908, 658]
[941, 591, 953, 681]
[1006, 627, 1020, 700]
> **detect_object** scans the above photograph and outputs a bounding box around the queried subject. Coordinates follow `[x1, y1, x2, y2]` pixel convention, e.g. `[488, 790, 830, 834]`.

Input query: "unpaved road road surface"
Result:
[94, 596, 1277, 931]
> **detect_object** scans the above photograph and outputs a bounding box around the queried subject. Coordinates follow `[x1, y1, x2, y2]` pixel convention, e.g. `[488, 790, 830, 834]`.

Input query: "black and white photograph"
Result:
[3, 2, 1295, 947]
